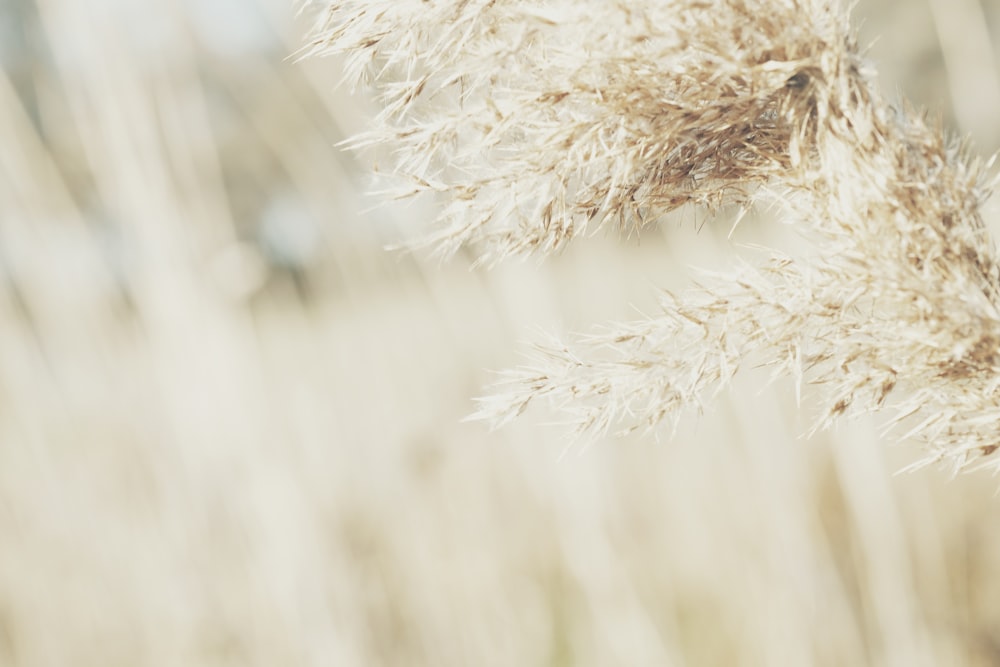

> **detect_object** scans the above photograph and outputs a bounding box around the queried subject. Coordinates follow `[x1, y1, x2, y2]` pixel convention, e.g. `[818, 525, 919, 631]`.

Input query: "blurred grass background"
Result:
[3, 0, 1000, 665]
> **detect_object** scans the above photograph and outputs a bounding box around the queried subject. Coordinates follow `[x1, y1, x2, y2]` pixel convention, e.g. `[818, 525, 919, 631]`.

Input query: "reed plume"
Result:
[304, 0, 1000, 472]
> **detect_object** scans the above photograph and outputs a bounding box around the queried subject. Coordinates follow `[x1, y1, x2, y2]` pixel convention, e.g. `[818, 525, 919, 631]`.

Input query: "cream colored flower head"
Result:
[305, 0, 1000, 473]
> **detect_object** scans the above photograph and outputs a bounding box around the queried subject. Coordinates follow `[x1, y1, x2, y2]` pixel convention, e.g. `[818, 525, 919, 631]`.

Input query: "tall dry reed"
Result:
[304, 0, 1000, 473]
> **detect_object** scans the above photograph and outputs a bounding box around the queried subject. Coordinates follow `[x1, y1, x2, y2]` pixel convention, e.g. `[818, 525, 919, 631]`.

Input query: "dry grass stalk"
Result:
[304, 0, 1000, 472]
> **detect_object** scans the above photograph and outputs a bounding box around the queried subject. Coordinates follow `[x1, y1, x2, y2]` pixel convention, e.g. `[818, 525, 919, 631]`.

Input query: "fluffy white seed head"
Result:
[305, 0, 1000, 472]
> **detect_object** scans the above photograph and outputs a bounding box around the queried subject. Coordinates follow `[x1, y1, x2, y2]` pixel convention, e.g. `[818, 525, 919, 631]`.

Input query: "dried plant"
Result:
[303, 0, 1000, 473]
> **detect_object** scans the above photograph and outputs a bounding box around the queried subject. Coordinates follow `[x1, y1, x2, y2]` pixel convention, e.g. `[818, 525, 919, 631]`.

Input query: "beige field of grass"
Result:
[3, 0, 1000, 665]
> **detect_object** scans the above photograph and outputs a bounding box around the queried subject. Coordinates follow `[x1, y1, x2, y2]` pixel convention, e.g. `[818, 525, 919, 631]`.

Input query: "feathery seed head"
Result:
[305, 0, 1000, 472]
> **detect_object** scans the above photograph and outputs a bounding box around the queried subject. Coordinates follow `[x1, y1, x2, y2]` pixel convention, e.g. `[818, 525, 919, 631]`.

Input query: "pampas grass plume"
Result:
[304, 0, 1000, 473]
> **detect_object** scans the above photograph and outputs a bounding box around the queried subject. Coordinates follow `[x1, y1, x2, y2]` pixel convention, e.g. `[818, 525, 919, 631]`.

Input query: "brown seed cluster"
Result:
[305, 0, 1000, 472]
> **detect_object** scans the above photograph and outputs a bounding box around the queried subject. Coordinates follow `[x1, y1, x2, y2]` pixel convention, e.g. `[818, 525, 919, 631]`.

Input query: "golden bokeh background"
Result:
[3, 0, 1000, 665]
